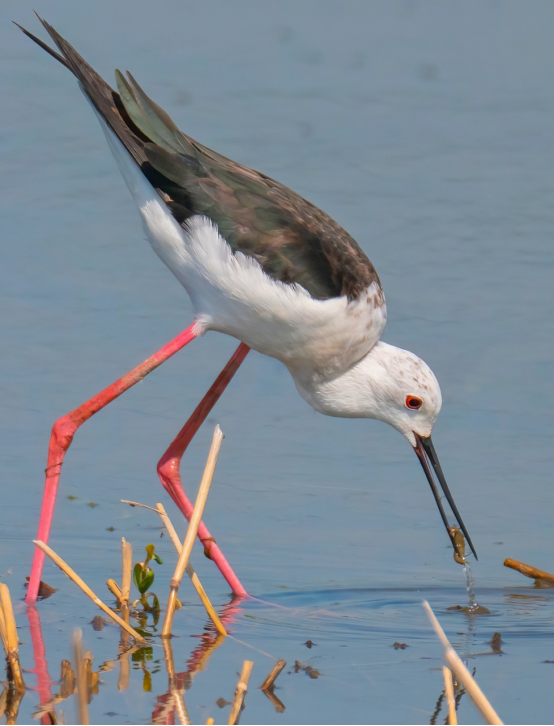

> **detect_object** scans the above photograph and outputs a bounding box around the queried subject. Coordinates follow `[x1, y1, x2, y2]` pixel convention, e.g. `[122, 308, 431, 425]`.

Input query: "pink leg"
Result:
[157, 342, 250, 596]
[26, 323, 200, 605]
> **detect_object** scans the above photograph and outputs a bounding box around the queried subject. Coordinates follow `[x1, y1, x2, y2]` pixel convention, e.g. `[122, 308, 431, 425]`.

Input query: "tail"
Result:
[16, 16, 203, 168]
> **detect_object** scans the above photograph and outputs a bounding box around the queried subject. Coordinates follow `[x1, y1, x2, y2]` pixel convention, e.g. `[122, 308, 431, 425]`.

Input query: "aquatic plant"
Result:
[133, 544, 163, 612]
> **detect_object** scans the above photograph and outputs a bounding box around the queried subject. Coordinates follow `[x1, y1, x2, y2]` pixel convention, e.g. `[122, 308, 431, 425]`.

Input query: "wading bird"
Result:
[20, 18, 476, 606]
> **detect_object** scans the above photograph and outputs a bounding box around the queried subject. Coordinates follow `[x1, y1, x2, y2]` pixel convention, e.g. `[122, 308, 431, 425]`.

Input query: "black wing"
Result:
[19, 18, 380, 301]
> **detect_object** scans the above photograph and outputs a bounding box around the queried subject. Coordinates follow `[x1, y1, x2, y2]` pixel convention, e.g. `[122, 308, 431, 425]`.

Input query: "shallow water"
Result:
[2, 1, 554, 723]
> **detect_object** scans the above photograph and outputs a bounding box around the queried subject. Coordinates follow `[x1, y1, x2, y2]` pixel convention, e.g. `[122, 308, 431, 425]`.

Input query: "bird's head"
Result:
[353, 341, 443, 445]
[294, 341, 476, 559]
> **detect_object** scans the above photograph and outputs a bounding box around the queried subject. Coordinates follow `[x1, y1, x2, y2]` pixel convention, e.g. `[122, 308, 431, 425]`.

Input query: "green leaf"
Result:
[138, 569, 155, 594]
[133, 562, 155, 594]
[133, 562, 144, 590]
[152, 553, 163, 565]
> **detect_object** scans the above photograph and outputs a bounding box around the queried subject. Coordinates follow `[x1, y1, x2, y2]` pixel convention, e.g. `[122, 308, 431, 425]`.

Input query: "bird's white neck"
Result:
[290, 341, 394, 419]
[289, 340, 442, 446]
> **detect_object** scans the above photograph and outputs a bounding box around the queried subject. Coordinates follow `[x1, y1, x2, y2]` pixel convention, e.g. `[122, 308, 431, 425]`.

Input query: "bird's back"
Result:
[21, 18, 387, 377]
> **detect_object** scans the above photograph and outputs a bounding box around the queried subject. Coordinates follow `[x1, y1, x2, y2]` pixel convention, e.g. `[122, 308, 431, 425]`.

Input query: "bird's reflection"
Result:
[26, 607, 55, 724]
[152, 597, 244, 725]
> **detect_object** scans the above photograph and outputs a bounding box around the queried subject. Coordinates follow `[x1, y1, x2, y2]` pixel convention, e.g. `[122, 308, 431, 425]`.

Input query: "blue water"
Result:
[1, 1, 554, 723]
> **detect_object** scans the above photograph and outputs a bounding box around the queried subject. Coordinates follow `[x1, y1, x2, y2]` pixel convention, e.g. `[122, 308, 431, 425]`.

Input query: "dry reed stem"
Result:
[206, 719, 214, 725]
[121, 499, 225, 634]
[34, 540, 146, 643]
[260, 659, 286, 691]
[0, 598, 8, 654]
[423, 601, 502, 725]
[121, 537, 133, 628]
[443, 666, 457, 725]
[73, 629, 89, 726]
[0, 688, 7, 721]
[156, 502, 227, 636]
[162, 426, 224, 638]
[121, 538, 132, 603]
[228, 660, 254, 725]
[5, 687, 25, 726]
[504, 558, 554, 585]
[0, 584, 25, 692]
[106, 579, 123, 605]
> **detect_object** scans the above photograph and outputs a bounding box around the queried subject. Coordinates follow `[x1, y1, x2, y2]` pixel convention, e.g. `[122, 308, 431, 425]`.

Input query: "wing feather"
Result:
[19, 19, 381, 301]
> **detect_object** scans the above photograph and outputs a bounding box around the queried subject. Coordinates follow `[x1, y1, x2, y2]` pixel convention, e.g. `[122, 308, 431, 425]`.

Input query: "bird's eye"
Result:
[405, 395, 423, 410]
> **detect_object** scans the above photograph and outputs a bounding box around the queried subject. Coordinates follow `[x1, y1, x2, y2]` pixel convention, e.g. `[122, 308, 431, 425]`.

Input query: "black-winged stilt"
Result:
[19, 18, 476, 606]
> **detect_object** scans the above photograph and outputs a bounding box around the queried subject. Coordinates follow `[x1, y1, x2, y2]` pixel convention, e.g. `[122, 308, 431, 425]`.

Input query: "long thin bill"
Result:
[413, 434, 477, 560]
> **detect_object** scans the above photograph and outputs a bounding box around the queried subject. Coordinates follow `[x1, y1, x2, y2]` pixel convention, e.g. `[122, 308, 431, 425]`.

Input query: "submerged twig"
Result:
[162, 426, 224, 638]
[443, 666, 457, 725]
[33, 540, 145, 642]
[228, 660, 254, 725]
[423, 601, 503, 725]
[0, 584, 25, 692]
[504, 558, 554, 586]
[260, 659, 286, 691]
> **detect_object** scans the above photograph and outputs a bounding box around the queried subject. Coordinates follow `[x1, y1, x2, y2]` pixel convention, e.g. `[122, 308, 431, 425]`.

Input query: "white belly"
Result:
[98, 110, 387, 379]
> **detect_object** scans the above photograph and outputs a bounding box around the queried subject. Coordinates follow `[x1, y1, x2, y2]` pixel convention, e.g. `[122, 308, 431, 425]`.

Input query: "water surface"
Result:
[1, 1, 554, 723]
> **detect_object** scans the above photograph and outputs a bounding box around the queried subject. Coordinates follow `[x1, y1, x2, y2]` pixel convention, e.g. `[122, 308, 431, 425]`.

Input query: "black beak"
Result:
[413, 434, 477, 560]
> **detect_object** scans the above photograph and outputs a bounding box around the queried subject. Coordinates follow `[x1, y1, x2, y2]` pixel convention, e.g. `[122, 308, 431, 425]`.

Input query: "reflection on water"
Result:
[21, 582, 554, 724]
[429, 665, 475, 726]
[3, 0, 554, 722]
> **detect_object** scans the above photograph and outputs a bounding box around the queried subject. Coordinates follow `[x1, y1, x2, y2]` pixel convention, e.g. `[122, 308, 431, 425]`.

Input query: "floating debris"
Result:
[504, 558, 554, 587]
[216, 698, 231, 708]
[294, 661, 320, 679]
[90, 616, 105, 632]
[393, 642, 408, 650]
[304, 640, 315, 649]
[489, 633, 503, 653]
[24, 577, 58, 600]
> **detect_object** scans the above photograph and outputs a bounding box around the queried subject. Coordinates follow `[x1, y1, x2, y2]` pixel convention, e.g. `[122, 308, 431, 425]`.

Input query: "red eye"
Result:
[406, 395, 423, 410]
